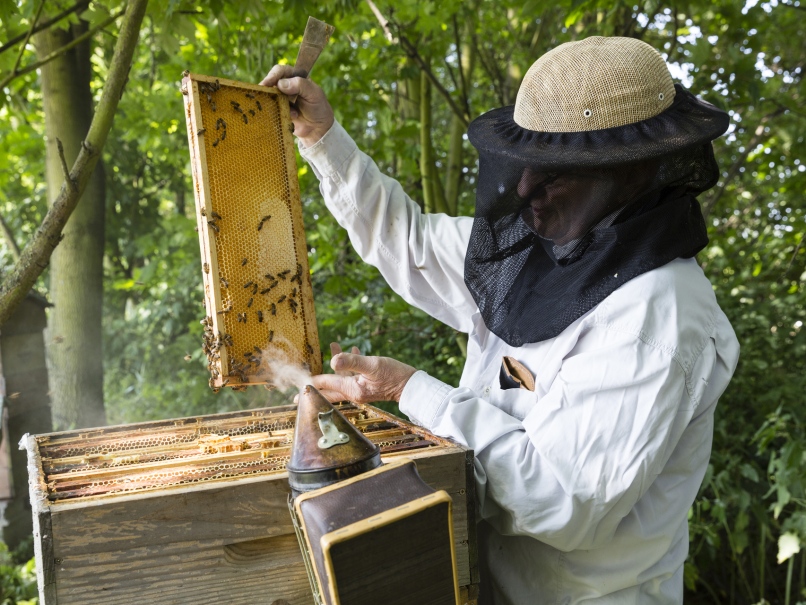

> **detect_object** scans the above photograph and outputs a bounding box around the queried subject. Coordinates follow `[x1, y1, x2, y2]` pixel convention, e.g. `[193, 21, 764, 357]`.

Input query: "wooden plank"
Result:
[48, 447, 473, 603]
[55, 534, 312, 605]
[50, 447, 468, 553]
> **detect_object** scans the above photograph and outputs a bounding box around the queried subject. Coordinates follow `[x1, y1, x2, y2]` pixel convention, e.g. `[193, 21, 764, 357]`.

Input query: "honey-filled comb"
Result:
[182, 73, 321, 389]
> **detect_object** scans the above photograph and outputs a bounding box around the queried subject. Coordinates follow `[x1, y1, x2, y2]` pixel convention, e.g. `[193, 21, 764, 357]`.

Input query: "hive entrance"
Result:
[183, 73, 321, 390]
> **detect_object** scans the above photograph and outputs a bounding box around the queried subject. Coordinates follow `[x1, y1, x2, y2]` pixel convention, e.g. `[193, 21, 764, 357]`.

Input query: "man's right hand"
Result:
[260, 65, 334, 148]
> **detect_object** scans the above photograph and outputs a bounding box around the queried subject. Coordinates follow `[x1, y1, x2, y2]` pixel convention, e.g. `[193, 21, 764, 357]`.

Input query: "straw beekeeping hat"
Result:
[467, 36, 729, 168]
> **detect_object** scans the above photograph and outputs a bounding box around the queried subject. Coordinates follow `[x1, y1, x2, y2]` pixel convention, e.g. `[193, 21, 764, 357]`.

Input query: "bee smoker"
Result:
[286, 385, 382, 497]
[287, 386, 460, 605]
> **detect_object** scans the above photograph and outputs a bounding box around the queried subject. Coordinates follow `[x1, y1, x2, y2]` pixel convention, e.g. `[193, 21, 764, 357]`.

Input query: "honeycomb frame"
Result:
[182, 73, 321, 388]
[30, 403, 454, 503]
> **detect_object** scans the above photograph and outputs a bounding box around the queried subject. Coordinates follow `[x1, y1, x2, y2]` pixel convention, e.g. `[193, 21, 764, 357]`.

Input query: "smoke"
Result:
[257, 336, 314, 394]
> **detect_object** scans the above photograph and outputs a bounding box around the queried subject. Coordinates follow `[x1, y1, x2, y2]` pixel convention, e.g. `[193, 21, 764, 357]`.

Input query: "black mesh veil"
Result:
[464, 86, 728, 346]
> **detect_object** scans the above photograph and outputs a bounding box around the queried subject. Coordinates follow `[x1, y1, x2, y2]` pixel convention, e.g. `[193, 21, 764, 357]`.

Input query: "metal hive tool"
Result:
[182, 73, 321, 389]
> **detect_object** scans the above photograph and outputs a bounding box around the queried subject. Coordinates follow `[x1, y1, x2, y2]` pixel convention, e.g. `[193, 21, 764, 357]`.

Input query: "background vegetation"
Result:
[0, 0, 804, 603]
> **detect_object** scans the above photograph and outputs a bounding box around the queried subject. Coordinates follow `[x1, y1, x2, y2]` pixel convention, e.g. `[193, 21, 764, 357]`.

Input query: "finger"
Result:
[260, 65, 307, 87]
[277, 76, 319, 103]
[311, 374, 358, 400]
[317, 389, 351, 403]
[331, 352, 377, 376]
[329, 343, 354, 376]
[351, 346, 361, 355]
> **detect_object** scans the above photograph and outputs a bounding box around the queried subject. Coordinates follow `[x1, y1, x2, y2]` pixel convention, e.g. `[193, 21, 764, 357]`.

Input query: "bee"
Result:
[237, 312, 247, 323]
[289, 299, 298, 313]
[247, 297, 253, 307]
[244, 281, 254, 288]
[249, 109, 256, 116]
[291, 288, 297, 298]
[221, 379, 229, 387]
[257, 310, 264, 322]
[256, 100, 262, 111]
[200, 207, 206, 216]
[207, 220, 219, 233]
[269, 330, 274, 342]
[277, 295, 286, 303]
[270, 303, 276, 315]
[184, 354, 192, 361]
[214, 79, 220, 91]
[257, 215, 271, 231]
[197, 128, 205, 135]
[242, 258, 248, 266]
[231, 100, 241, 109]
[278, 269, 290, 279]
[206, 93, 212, 104]
[203, 263, 209, 274]
[306, 344, 314, 355]
[221, 129, 226, 141]
[221, 277, 229, 288]
[212, 139, 219, 147]
[252, 283, 258, 294]
[210, 211, 222, 220]
[242, 113, 248, 124]
[244, 351, 252, 358]
[211, 101, 216, 111]
[265, 272, 274, 281]
[254, 346, 262, 354]
[245, 92, 255, 99]
[260, 287, 270, 295]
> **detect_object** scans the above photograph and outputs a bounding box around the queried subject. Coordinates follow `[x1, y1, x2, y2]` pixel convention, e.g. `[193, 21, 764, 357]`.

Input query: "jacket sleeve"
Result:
[299, 122, 477, 333]
[399, 323, 713, 552]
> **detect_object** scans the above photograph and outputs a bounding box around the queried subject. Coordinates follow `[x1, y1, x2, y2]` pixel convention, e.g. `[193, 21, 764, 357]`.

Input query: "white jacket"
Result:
[300, 122, 740, 605]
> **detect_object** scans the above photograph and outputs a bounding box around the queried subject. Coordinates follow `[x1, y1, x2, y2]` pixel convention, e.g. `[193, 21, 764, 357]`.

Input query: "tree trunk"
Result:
[444, 29, 475, 217]
[35, 21, 106, 430]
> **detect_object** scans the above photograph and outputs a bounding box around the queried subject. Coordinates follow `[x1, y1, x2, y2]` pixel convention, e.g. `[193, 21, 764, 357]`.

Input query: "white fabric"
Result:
[300, 122, 740, 605]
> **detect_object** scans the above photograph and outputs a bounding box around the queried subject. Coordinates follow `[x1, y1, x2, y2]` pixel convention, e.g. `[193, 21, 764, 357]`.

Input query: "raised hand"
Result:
[260, 65, 334, 147]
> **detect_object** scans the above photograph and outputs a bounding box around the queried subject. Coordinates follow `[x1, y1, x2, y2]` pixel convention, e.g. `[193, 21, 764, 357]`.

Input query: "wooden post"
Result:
[0, 293, 53, 552]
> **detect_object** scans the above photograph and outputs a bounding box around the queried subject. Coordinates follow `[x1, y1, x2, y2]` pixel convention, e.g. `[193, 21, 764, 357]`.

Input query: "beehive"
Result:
[23, 403, 478, 604]
[182, 73, 320, 389]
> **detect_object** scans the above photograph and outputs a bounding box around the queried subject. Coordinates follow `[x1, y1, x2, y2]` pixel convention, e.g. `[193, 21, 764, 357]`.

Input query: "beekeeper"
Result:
[262, 36, 740, 604]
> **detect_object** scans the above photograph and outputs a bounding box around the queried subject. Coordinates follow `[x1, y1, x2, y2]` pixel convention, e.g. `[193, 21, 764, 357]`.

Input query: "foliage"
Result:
[0, 542, 36, 605]
[0, 0, 804, 603]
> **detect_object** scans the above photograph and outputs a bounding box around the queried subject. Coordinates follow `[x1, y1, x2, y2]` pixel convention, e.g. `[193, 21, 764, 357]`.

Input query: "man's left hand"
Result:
[309, 344, 417, 404]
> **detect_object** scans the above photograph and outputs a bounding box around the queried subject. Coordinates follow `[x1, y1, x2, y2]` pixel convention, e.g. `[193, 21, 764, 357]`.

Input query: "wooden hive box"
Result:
[22, 403, 479, 605]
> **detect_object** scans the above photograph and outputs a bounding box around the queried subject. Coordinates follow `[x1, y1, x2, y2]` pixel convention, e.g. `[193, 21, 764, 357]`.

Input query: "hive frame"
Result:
[183, 73, 321, 388]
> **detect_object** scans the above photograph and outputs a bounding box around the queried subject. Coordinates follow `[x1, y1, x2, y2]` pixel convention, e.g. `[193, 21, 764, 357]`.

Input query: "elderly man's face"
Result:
[517, 167, 618, 245]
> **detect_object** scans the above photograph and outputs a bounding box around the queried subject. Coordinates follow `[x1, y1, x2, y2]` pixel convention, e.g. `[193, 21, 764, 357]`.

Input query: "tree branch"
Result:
[396, 31, 470, 126]
[56, 139, 77, 192]
[0, 7, 124, 90]
[0, 212, 21, 261]
[365, 3, 470, 125]
[0, 0, 149, 327]
[10, 0, 46, 76]
[364, 0, 394, 42]
[0, 0, 91, 56]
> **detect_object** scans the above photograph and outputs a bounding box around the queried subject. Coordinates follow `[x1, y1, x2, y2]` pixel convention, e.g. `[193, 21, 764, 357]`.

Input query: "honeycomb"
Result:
[35, 403, 449, 502]
[182, 73, 321, 389]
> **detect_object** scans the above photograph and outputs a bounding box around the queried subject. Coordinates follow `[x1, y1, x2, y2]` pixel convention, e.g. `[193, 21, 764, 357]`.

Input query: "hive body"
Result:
[24, 403, 479, 604]
[183, 74, 320, 387]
